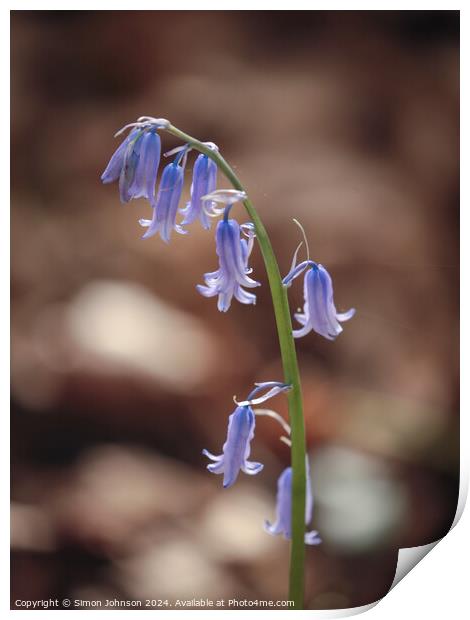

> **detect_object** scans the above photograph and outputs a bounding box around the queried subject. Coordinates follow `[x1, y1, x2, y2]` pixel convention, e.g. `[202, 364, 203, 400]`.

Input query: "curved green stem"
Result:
[166, 125, 307, 609]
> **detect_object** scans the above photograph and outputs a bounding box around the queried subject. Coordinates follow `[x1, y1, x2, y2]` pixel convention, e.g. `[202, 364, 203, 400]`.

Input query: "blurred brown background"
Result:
[11, 10, 459, 610]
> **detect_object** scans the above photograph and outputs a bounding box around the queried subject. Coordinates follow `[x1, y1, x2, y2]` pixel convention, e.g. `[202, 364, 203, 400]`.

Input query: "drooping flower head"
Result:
[101, 118, 168, 205]
[265, 461, 321, 545]
[283, 260, 355, 340]
[181, 150, 218, 230]
[203, 382, 291, 488]
[203, 406, 261, 489]
[197, 204, 260, 312]
[138, 147, 188, 243]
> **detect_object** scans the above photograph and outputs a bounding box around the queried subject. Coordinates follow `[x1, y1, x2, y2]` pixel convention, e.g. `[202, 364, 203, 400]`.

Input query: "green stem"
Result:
[166, 124, 307, 609]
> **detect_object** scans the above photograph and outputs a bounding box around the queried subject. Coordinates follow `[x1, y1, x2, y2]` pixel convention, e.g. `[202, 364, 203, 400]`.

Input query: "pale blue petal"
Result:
[337, 308, 356, 322]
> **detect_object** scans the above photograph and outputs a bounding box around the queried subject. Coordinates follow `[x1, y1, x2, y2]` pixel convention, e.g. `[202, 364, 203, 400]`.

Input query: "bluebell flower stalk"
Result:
[203, 382, 291, 488]
[181, 152, 218, 229]
[283, 260, 355, 340]
[197, 207, 260, 312]
[265, 462, 321, 545]
[102, 118, 357, 608]
[164, 124, 309, 609]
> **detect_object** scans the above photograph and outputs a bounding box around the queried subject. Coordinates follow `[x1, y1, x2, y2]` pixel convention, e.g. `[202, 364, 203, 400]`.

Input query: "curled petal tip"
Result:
[243, 462, 264, 475]
[264, 520, 275, 535]
[337, 308, 356, 322]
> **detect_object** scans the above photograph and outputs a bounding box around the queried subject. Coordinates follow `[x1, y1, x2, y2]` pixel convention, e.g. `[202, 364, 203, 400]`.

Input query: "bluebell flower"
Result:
[101, 128, 140, 186]
[265, 463, 321, 545]
[181, 153, 218, 230]
[197, 208, 260, 312]
[203, 406, 262, 488]
[101, 126, 162, 205]
[203, 382, 291, 488]
[139, 159, 186, 243]
[283, 260, 355, 340]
